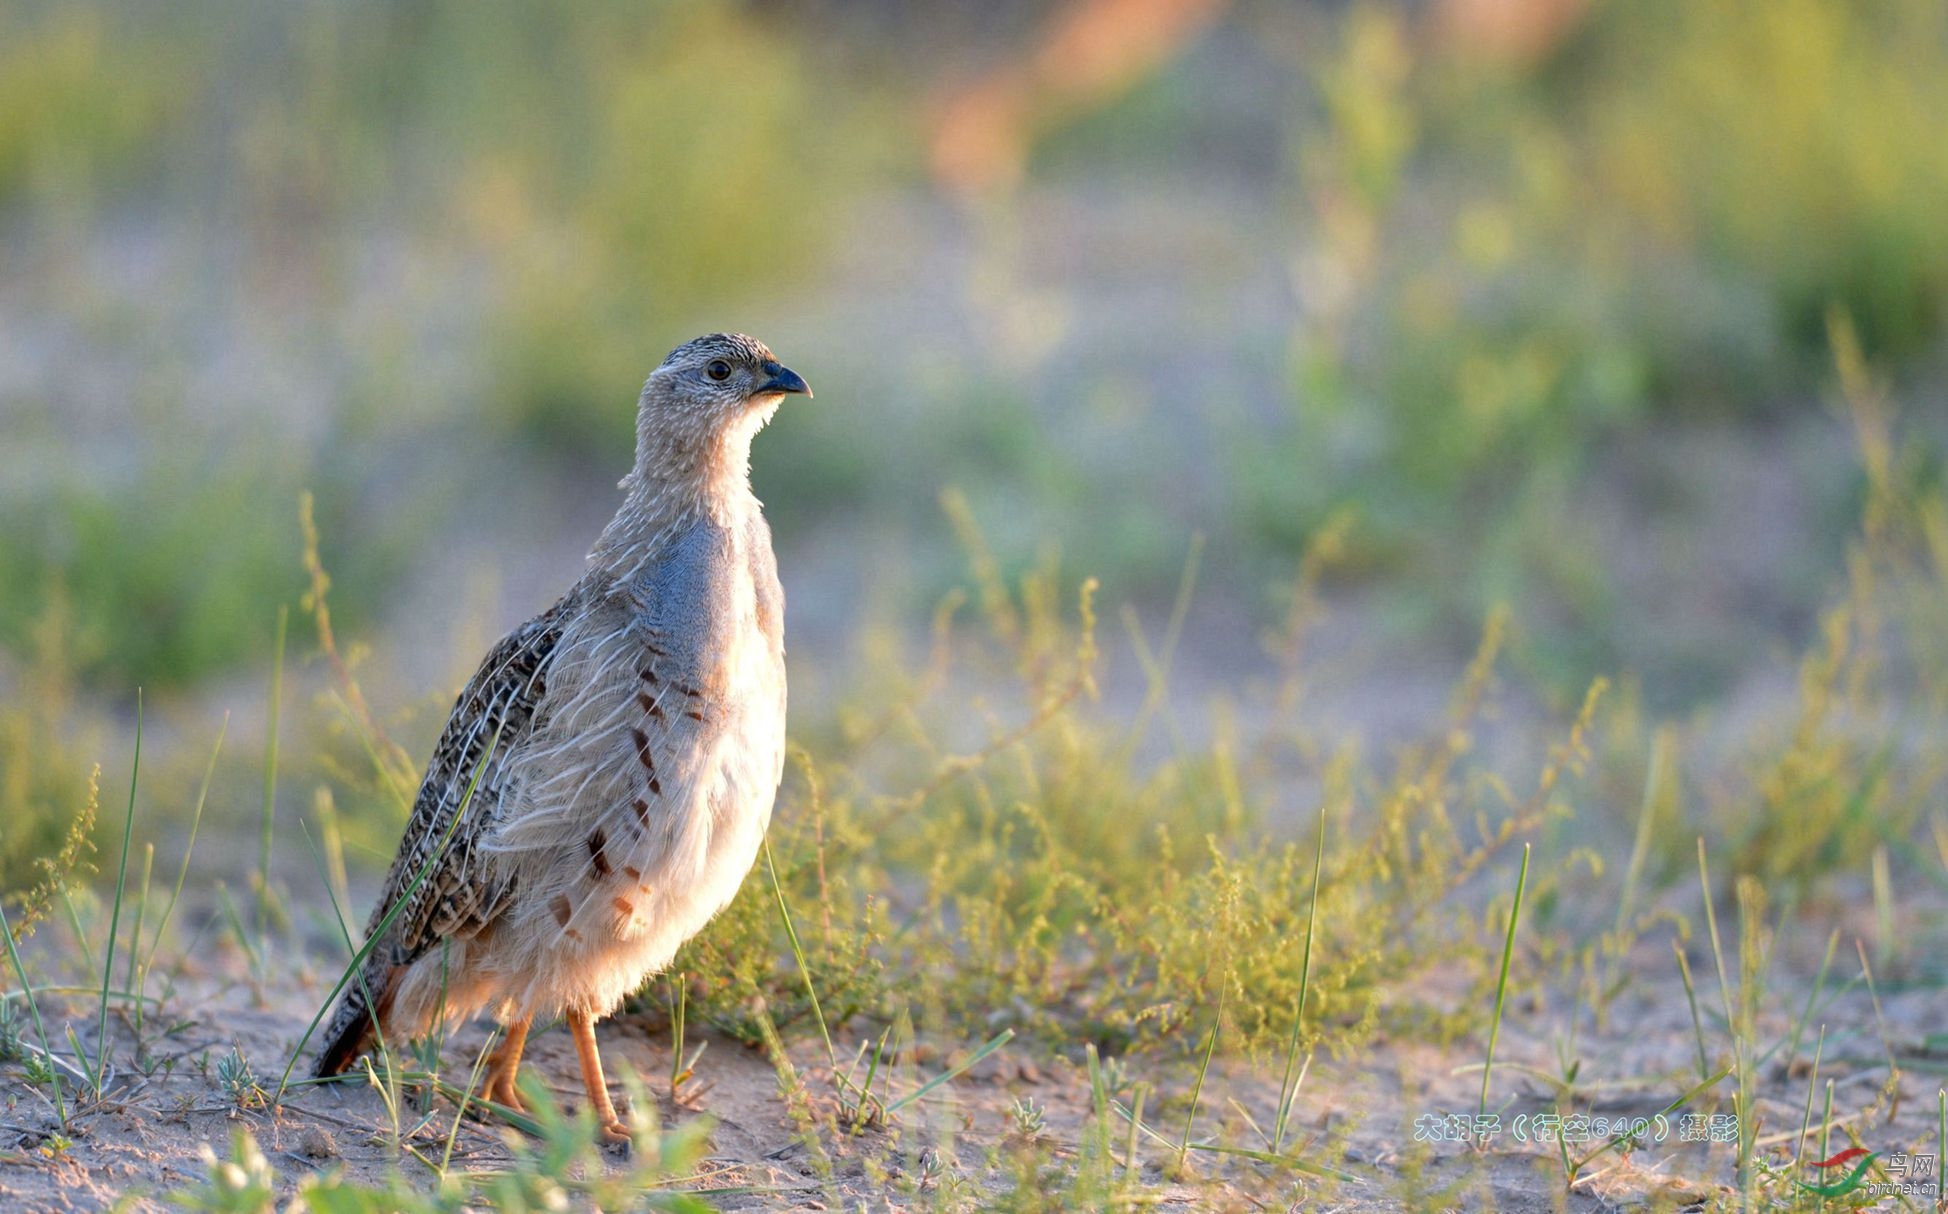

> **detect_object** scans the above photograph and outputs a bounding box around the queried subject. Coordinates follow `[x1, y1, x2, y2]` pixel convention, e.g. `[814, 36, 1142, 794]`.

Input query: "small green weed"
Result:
[215, 1046, 266, 1110]
[1008, 1095, 1048, 1140]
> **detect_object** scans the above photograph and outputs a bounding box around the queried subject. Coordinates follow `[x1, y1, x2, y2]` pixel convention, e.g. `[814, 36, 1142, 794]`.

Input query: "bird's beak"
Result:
[754, 361, 812, 399]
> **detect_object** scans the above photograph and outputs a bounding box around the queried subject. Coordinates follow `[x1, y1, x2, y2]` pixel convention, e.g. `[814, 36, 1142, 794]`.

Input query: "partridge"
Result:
[314, 333, 809, 1140]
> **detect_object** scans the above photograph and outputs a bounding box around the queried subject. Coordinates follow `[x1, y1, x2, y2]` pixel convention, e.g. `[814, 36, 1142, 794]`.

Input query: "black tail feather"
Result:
[313, 984, 379, 1078]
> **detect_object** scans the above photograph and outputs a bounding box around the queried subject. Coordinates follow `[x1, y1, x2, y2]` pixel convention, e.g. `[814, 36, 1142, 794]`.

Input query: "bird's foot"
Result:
[481, 1015, 534, 1117]
[482, 1078, 527, 1115]
[568, 1007, 633, 1149]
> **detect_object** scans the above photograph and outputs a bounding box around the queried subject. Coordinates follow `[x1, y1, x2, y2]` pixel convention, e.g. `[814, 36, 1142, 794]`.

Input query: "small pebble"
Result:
[298, 1126, 338, 1159]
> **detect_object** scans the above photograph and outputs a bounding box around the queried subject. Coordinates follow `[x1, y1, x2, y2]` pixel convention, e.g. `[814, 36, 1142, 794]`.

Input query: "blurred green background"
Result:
[3, 0, 1946, 884]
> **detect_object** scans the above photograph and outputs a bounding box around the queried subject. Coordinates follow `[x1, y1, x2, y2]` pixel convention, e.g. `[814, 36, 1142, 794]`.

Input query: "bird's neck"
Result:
[588, 409, 768, 577]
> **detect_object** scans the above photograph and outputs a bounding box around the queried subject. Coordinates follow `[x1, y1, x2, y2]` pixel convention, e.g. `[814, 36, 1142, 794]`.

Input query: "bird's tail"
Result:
[313, 960, 396, 1078]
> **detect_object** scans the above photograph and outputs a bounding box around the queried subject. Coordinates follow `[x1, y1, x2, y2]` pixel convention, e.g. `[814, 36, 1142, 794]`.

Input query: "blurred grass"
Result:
[1, 0, 1945, 699]
[0, 459, 302, 687]
[0, 592, 97, 892]
[457, 2, 900, 455]
[0, 5, 178, 206]
[1237, 0, 1948, 695]
[0, 0, 899, 687]
[1584, 0, 1948, 364]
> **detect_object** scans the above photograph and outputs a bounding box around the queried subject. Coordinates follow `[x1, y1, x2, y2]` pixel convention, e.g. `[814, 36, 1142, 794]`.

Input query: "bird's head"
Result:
[626, 331, 812, 503]
[642, 331, 810, 429]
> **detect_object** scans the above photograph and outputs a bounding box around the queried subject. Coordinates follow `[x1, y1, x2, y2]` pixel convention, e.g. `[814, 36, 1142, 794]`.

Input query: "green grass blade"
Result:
[1177, 978, 1226, 1177]
[1671, 939, 1709, 1081]
[1697, 840, 1735, 1039]
[214, 882, 260, 973]
[124, 843, 153, 998]
[126, 841, 155, 1044]
[440, 1025, 503, 1174]
[1274, 798, 1328, 1154]
[93, 689, 143, 1098]
[1612, 729, 1668, 937]
[761, 838, 835, 1069]
[1477, 841, 1531, 1139]
[1854, 938, 1901, 1081]
[0, 900, 67, 1125]
[143, 713, 226, 979]
[884, 1029, 1015, 1116]
[1794, 1025, 1824, 1182]
[1084, 1043, 1111, 1183]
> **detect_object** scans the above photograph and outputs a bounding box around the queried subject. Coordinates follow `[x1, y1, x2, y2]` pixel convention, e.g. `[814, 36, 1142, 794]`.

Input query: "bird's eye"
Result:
[706, 360, 732, 382]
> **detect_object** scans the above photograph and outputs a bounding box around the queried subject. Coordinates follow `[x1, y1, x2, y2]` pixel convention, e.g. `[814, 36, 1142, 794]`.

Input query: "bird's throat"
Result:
[590, 407, 769, 576]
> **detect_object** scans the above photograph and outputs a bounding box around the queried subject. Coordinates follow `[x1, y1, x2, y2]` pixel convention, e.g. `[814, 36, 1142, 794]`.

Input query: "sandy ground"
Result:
[5, 910, 1946, 1212]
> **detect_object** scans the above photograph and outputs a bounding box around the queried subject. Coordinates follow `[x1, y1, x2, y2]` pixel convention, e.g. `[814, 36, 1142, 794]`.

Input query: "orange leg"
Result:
[568, 1007, 630, 1142]
[482, 1014, 532, 1112]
